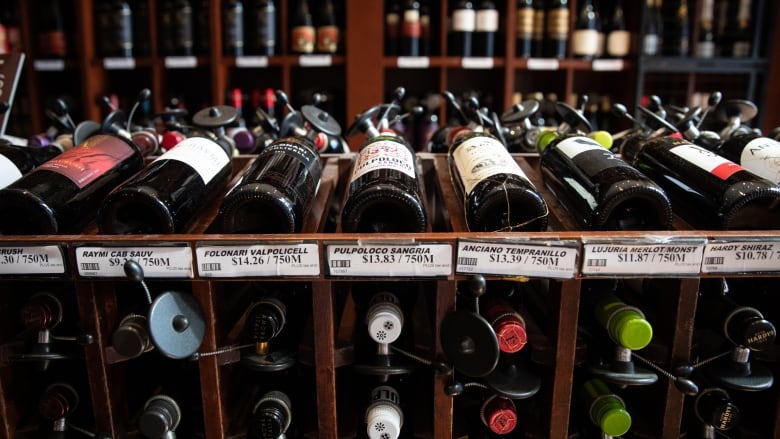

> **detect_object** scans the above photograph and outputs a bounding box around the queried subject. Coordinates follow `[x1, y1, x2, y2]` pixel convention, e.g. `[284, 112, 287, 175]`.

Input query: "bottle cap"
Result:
[231, 128, 256, 152]
[366, 303, 404, 344]
[599, 406, 632, 437]
[588, 130, 613, 149]
[536, 130, 558, 152]
[161, 131, 186, 151]
[481, 397, 518, 435]
[365, 405, 403, 439]
[493, 317, 527, 353]
[610, 309, 653, 350]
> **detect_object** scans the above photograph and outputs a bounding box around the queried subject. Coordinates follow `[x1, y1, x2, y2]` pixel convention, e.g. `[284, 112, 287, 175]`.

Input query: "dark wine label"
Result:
[173, 5, 194, 51]
[254, 8, 276, 49]
[317, 25, 339, 53]
[556, 137, 632, 177]
[291, 26, 315, 53]
[0, 154, 22, 187]
[669, 143, 745, 181]
[36, 137, 135, 189]
[224, 7, 245, 50]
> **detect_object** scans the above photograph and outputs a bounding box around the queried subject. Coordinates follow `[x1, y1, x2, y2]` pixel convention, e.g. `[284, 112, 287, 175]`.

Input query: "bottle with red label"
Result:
[399, 0, 422, 56]
[290, 0, 315, 54]
[315, 0, 339, 54]
[38, 0, 69, 58]
[622, 136, 780, 230]
[716, 132, 780, 185]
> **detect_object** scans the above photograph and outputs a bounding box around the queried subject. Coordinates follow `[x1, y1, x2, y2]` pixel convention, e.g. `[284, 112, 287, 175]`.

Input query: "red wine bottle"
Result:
[400, 0, 422, 56]
[98, 136, 232, 234]
[572, 0, 599, 59]
[716, 133, 780, 184]
[290, 0, 315, 54]
[538, 132, 673, 230]
[218, 136, 322, 234]
[0, 134, 146, 235]
[96, 0, 134, 58]
[448, 127, 548, 232]
[0, 142, 62, 189]
[545, 0, 569, 58]
[516, 0, 534, 57]
[622, 136, 780, 230]
[315, 0, 339, 54]
[171, 0, 194, 56]
[223, 0, 245, 57]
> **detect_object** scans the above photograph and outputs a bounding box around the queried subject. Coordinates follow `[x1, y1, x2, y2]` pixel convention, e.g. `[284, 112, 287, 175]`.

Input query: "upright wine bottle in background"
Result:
[420, 2, 431, 56]
[572, 0, 599, 59]
[545, 0, 569, 58]
[473, 0, 498, 57]
[316, 0, 339, 54]
[247, 0, 276, 56]
[158, 0, 175, 55]
[663, 0, 690, 56]
[98, 136, 232, 234]
[642, 0, 662, 56]
[194, 0, 210, 55]
[516, 0, 534, 57]
[725, 0, 751, 58]
[172, 0, 194, 56]
[0, 142, 62, 189]
[0, 134, 148, 235]
[537, 132, 674, 231]
[531, 0, 545, 57]
[96, 1, 134, 58]
[38, 0, 68, 58]
[716, 133, 780, 184]
[218, 136, 322, 234]
[622, 136, 780, 230]
[450, 0, 475, 57]
[696, 0, 716, 58]
[606, 0, 630, 58]
[0, 1, 21, 53]
[291, 0, 315, 54]
[385, 0, 401, 55]
[448, 127, 548, 232]
[133, 0, 150, 56]
[223, 0, 245, 56]
[400, 0, 422, 56]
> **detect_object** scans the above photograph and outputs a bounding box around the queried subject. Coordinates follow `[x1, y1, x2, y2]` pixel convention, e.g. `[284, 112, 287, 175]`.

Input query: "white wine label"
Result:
[455, 240, 578, 279]
[606, 30, 631, 57]
[196, 243, 320, 277]
[155, 137, 229, 185]
[164, 56, 198, 68]
[452, 9, 476, 32]
[695, 41, 715, 58]
[326, 243, 452, 277]
[642, 34, 659, 55]
[702, 240, 780, 274]
[740, 137, 780, 183]
[103, 57, 136, 69]
[0, 245, 65, 275]
[461, 57, 494, 69]
[555, 136, 605, 158]
[581, 240, 705, 276]
[396, 56, 430, 68]
[476, 9, 499, 32]
[351, 140, 416, 181]
[571, 29, 599, 56]
[527, 58, 559, 70]
[76, 246, 193, 278]
[453, 136, 532, 195]
[235, 56, 269, 68]
[0, 154, 22, 188]
[669, 143, 744, 180]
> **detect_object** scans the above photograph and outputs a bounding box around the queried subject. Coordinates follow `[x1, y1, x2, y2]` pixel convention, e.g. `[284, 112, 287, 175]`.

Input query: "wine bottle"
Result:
[480, 395, 518, 435]
[693, 387, 741, 433]
[0, 142, 62, 189]
[482, 297, 528, 354]
[450, 0, 475, 57]
[193, 0, 209, 55]
[246, 0, 275, 56]
[223, 0, 245, 57]
[696, 0, 716, 58]
[622, 135, 780, 230]
[572, 0, 600, 59]
[316, 0, 339, 54]
[291, 0, 315, 54]
[132, 0, 150, 56]
[726, 0, 752, 58]
[448, 127, 548, 232]
[642, 0, 662, 56]
[473, 0, 498, 57]
[516, 0, 534, 57]
[663, 0, 690, 56]
[531, 0, 545, 57]
[158, 0, 175, 56]
[538, 132, 674, 231]
[171, 0, 194, 56]
[248, 391, 293, 439]
[98, 136, 232, 234]
[96, 0, 134, 58]
[38, 0, 68, 58]
[606, 0, 630, 58]
[0, 134, 147, 235]
[579, 378, 632, 437]
[716, 133, 780, 184]
[0, 1, 20, 54]
[365, 386, 403, 439]
[420, 2, 431, 56]
[385, 0, 401, 55]
[592, 289, 654, 351]
[400, 0, 422, 56]
[545, 0, 569, 58]
[139, 395, 182, 439]
[218, 136, 322, 234]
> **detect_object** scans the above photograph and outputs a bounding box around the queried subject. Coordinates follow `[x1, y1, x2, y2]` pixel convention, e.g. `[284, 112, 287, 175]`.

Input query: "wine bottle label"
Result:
[0, 154, 23, 188]
[732, 41, 750, 57]
[386, 12, 400, 38]
[642, 34, 659, 55]
[38, 31, 67, 57]
[291, 26, 315, 53]
[556, 137, 632, 176]
[453, 136, 533, 196]
[173, 5, 194, 51]
[154, 137, 229, 185]
[452, 9, 476, 32]
[517, 7, 534, 37]
[740, 137, 780, 183]
[669, 143, 745, 181]
[351, 140, 416, 181]
[224, 7, 245, 50]
[695, 40, 715, 58]
[254, 8, 276, 49]
[36, 137, 136, 188]
[606, 30, 631, 57]
[476, 9, 499, 32]
[403, 10, 422, 38]
[572, 29, 599, 56]
[546, 8, 569, 39]
[532, 10, 545, 40]
[317, 25, 339, 53]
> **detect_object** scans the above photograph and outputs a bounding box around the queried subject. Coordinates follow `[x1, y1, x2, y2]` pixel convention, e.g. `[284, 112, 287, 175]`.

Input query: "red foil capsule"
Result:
[483, 298, 528, 353]
[481, 396, 518, 435]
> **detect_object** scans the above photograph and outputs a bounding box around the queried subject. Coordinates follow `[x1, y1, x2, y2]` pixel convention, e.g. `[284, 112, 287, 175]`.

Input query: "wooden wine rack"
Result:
[0, 153, 779, 439]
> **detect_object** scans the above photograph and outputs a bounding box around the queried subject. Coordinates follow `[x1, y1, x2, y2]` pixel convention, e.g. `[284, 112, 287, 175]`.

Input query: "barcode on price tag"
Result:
[326, 243, 451, 277]
[0, 245, 66, 275]
[196, 243, 320, 277]
[455, 240, 578, 279]
[581, 240, 705, 276]
[76, 246, 193, 278]
[701, 240, 780, 274]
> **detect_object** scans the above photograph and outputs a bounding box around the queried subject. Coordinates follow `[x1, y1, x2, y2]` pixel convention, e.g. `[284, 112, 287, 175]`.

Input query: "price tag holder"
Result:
[195, 243, 320, 277]
[461, 57, 494, 69]
[526, 58, 559, 70]
[75, 245, 193, 278]
[103, 57, 136, 70]
[235, 56, 269, 68]
[164, 56, 198, 69]
[581, 238, 706, 276]
[326, 242, 452, 277]
[0, 245, 66, 275]
[396, 56, 430, 69]
[591, 59, 624, 71]
[299, 55, 332, 67]
[455, 239, 579, 279]
[701, 239, 780, 274]
[33, 59, 65, 71]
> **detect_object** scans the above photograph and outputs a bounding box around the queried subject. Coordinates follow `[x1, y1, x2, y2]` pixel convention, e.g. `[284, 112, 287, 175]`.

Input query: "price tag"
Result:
[33, 59, 65, 71]
[455, 240, 578, 279]
[195, 243, 320, 277]
[299, 54, 332, 67]
[326, 243, 452, 277]
[0, 245, 65, 275]
[164, 56, 198, 69]
[591, 59, 624, 71]
[103, 57, 136, 70]
[396, 56, 430, 69]
[76, 246, 193, 278]
[581, 239, 705, 276]
[527, 58, 559, 70]
[461, 57, 494, 69]
[701, 240, 780, 274]
[235, 56, 269, 68]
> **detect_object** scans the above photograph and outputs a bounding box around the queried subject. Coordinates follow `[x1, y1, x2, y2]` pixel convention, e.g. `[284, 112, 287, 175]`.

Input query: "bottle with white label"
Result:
[716, 132, 780, 185]
[448, 127, 548, 232]
[449, 0, 475, 57]
[98, 135, 233, 234]
[572, 0, 600, 59]
[538, 132, 673, 231]
[606, 0, 630, 58]
[622, 136, 780, 230]
[0, 141, 62, 189]
[473, 0, 498, 57]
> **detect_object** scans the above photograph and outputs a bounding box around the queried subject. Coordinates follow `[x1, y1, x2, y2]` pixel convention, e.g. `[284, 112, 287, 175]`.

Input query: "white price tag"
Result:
[33, 59, 65, 71]
[461, 57, 494, 69]
[164, 56, 198, 69]
[396, 56, 430, 69]
[582, 240, 705, 276]
[103, 57, 136, 70]
[76, 246, 193, 278]
[298, 54, 332, 67]
[235, 56, 269, 68]
[527, 58, 559, 70]
[326, 243, 452, 277]
[455, 240, 578, 279]
[196, 243, 320, 277]
[0, 246, 65, 275]
[591, 59, 624, 71]
[702, 240, 780, 274]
